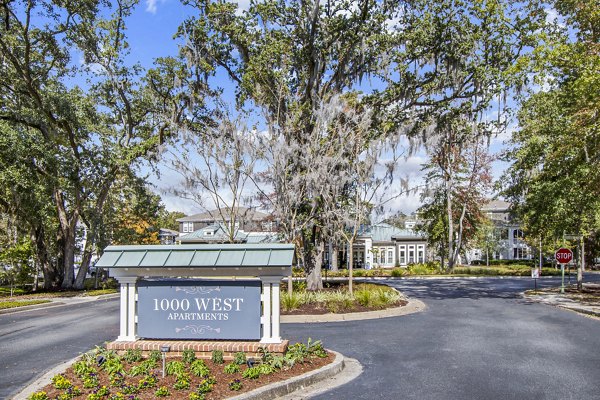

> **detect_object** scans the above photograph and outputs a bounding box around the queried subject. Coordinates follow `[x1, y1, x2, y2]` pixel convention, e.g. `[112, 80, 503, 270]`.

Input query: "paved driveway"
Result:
[282, 276, 600, 400]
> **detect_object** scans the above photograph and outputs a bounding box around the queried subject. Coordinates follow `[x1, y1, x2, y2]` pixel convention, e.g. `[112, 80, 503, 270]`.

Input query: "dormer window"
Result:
[204, 231, 214, 236]
[182, 222, 194, 233]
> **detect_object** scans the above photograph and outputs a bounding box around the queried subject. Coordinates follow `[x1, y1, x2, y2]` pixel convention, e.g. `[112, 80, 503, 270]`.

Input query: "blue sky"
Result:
[124, 0, 515, 218]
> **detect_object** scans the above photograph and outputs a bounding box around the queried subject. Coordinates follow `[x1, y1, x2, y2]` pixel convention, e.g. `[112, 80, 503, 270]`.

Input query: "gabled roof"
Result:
[482, 199, 511, 212]
[178, 223, 247, 243]
[359, 223, 425, 242]
[95, 243, 295, 269]
[176, 207, 269, 223]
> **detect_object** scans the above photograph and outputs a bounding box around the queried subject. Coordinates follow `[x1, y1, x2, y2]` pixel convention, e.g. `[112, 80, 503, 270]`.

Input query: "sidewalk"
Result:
[0, 293, 119, 315]
[523, 283, 600, 318]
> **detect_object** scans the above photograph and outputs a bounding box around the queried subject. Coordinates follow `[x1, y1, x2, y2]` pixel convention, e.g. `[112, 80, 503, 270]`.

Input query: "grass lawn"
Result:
[0, 299, 51, 310]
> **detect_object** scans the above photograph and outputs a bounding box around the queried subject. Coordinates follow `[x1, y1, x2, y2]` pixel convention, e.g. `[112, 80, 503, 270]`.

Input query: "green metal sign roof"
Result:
[96, 243, 295, 269]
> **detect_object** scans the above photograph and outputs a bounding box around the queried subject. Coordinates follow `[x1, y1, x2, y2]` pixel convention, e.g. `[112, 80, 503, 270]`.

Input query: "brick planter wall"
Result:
[106, 340, 289, 360]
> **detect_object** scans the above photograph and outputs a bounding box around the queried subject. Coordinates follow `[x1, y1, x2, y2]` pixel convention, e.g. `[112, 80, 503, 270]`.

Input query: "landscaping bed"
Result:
[527, 283, 600, 306]
[0, 299, 50, 310]
[30, 341, 333, 400]
[281, 282, 406, 314]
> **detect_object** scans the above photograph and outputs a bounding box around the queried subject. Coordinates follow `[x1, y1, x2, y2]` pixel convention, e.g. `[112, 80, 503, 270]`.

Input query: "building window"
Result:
[387, 249, 394, 264]
[380, 250, 385, 264]
[182, 222, 193, 233]
[408, 245, 415, 264]
[513, 229, 524, 239]
[417, 245, 425, 263]
[513, 247, 528, 259]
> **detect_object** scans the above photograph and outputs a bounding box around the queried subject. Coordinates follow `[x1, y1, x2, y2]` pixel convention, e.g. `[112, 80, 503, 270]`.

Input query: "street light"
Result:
[161, 345, 170, 378]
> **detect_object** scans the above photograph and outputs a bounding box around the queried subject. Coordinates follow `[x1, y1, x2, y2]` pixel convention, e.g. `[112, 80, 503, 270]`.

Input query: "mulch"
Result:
[37, 352, 334, 400]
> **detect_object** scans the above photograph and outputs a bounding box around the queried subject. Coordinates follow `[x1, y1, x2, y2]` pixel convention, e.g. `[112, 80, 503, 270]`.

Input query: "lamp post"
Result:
[161, 345, 170, 378]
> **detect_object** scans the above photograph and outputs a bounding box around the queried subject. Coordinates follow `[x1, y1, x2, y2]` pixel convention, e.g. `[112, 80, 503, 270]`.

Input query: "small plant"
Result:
[190, 359, 210, 377]
[28, 392, 49, 400]
[120, 384, 139, 395]
[258, 346, 273, 363]
[224, 363, 240, 374]
[56, 386, 81, 400]
[109, 372, 125, 387]
[257, 363, 275, 375]
[173, 373, 191, 390]
[128, 359, 156, 376]
[138, 374, 158, 390]
[123, 349, 143, 363]
[228, 379, 243, 391]
[233, 351, 246, 365]
[51, 374, 72, 390]
[102, 358, 124, 376]
[182, 349, 196, 364]
[307, 338, 328, 358]
[87, 386, 110, 400]
[155, 386, 170, 397]
[165, 360, 186, 377]
[73, 360, 96, 377]
[196, 378, 214, 394]
[188, 393, 205, 400]
[82, 372, 99, 388]
[148, 350, 162, 363]
[211, 349, 224, 364]
[242, 366, 261, 379]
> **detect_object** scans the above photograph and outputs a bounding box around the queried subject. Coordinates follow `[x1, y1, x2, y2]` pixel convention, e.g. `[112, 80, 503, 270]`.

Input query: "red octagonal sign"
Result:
[555, 248, 573, 264]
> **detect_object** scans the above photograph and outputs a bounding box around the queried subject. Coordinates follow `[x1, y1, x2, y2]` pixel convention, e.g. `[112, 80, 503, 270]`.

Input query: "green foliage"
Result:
[123, 349, 143, 363]
[154, 386, 170, 397]
[173, 373, 191, 390]
[233, 352, 246, 365]
[196, 378, 215, 394]
[211, 350, 224, 365]
[190, 359, 210, 378]
[391, 268, 407, 277]
[148, 351, 162, 363]
[82, 373, 99, 389]
[28, 391, 49, 400]
[51, 375, 72, 390]
[120, 384, 139, 395]
[188, 393, 205, 400]
[101, 358, 124, 376]
[165, 361, 186, 377]
[223, 363, 240, 374]
[138, 374, 158, 390]
[257, 363, 275, 375]
[0, 300, 50, 310]
[55, 386, 81, 400]
[241, 367, 261, 379]
[182, 349, 196, 364]
[228, 379, 243, 391]
[87, 386, 109, 400]
[129, 359, 157, 376]
[281, 292, 303, 312]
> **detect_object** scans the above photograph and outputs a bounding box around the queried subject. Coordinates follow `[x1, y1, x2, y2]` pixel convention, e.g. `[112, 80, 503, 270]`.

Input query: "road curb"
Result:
[228, 351, 354, 400]
[10, 355, 81, 400]
[0, 301, 63, 315]
[281, 298, 426, 323]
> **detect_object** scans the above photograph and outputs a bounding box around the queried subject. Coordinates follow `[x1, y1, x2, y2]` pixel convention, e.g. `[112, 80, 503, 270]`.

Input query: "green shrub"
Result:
[165, 360, 186, 377]
[173, 373, 191, 390]
[224, 363, 240, 374]
[257, 363, 275, 375]
[123, 349, 143, 363]
[196, 378, 215, 394]
[242, 366, 261, 379]
[182, 349, 196, 364]
[138, 374, 158, 390]
[190, 359, 210, 377]
[72, 361, 95, 378]
[281, 292, 303, 311]
[391, 268, 406, 277]
[211, 350, 224, 364]
[233, 351, 246, 365]
[148, 350, 162, 363]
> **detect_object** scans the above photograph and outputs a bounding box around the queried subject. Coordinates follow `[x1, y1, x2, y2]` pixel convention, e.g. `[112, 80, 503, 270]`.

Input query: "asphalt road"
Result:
[0, 298, 119, 400]
[2, 275, 600, 400]
[283, 275, 600, 400]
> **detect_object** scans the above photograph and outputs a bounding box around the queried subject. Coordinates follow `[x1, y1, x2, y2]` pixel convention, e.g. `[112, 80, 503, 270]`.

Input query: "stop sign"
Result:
[555, 248, 573, 264]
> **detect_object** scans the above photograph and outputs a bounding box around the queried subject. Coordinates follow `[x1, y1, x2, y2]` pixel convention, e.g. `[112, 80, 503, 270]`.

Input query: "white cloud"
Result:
[146, 0, 165, 14]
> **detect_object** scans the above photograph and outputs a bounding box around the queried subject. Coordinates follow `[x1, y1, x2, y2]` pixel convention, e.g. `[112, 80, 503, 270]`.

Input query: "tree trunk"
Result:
[330, 242, 339, 272]
[446, 186, 455, 271]
[32, 225, 61, 290]
[305, 240, 324, 291]
[577, 236, 584, 291]
[347, 238, 354, 296]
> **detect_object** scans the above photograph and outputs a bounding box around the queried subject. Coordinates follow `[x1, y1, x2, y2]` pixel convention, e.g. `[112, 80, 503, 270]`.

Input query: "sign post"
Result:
[555, 248, 573, 294]
[531, 268, 539, 291]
